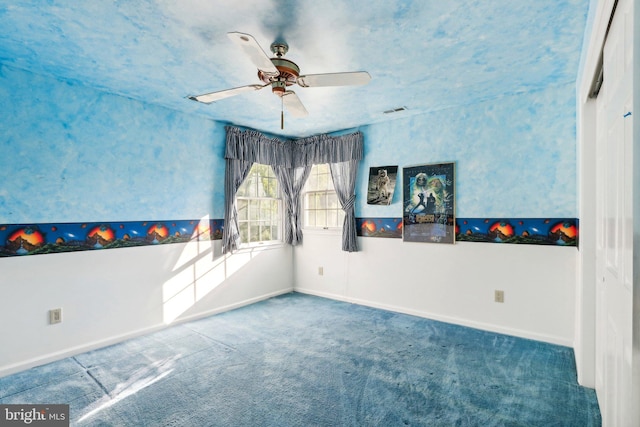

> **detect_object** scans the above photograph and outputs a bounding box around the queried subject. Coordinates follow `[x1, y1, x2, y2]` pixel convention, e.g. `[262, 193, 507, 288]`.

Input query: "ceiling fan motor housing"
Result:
[258, 57, 300, 96]
[271, 80, 287, 96]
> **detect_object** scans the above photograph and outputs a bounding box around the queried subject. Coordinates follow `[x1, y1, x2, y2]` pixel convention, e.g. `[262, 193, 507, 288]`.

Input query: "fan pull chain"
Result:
[281, 96, 284, 130]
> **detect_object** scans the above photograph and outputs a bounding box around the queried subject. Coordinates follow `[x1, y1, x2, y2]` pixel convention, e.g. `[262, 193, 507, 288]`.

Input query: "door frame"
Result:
[577, 1, 639, 424]
[576, 0, 618, 389]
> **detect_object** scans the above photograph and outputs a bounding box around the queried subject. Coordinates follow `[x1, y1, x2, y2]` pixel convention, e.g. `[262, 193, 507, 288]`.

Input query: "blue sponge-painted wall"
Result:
[0, 64, 578, 256]
[350, 82, 579, 248]
[357, 83, 577, 219]
[0, 65, 226, 224]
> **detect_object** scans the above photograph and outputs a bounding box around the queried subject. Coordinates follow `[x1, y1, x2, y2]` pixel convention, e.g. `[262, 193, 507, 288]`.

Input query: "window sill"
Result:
[237, 240, 286, 251]
[302, 227, 343, 236]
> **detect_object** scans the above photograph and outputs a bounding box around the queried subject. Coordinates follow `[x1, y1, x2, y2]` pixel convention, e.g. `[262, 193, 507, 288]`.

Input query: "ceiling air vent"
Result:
[383, 107, 407, 114]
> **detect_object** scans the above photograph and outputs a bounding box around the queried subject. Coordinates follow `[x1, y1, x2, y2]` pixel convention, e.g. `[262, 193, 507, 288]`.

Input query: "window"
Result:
[302, 164, 344, 229]
[236, 163, 281, 244]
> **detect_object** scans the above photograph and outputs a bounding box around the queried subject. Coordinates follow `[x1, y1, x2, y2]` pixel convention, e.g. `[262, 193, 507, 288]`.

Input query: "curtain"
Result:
[223, 126, 364, 252]
[272, 165, 312, 245]
[329, 159, 360, 252]
[221, 157, 253, 254]
[222, 128, 284, 254]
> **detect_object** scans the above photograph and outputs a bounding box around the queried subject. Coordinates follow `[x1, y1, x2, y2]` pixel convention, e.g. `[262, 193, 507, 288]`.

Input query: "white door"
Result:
[594, 0, 635, 425]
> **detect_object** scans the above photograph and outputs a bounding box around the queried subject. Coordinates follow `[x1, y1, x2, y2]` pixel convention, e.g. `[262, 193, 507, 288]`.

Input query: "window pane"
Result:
[260, 224, 271, 241]
[236, 181, 248, 197]
[259, 200, 271, 220]
[305, 193, 316, 209]
[263, 177, 278, 198]
[252, 176, 260, 197]
[249, 224, 259, 242]
[271, 200, 279, 221]
[235, 163, 281, 244]
[302, 164, 342, 229]
[256, 178, 266, 197]
[249, 200, 260, 220]
[248, 175, 258, 197]
[307, 173, 318, 190]
[327, 210, 339, 228]
[306, 210, 315, 227]
[328, 193, 339, 209]
[258, 171, 278, 197]
[317, 173, 329, 190]
[237, 199, 248, 220]
[318, 192, 328, 209]
[316, 210, 327, 227]
[317, 163, 329, 174]
[239, 222, 248, 242]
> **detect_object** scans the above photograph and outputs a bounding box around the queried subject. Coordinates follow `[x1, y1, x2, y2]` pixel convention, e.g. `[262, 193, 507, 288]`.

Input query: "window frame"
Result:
[301, 163, 344, 232]
[235, 163, 284, 247]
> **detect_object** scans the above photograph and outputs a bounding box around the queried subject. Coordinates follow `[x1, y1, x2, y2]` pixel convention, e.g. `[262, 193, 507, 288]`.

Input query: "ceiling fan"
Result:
[188, 32, 371, 128]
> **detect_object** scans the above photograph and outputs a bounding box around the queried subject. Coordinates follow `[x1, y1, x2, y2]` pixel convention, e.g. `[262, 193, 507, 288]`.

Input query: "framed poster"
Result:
[367, 165, 398, 205]
[402, 162, 455, 243]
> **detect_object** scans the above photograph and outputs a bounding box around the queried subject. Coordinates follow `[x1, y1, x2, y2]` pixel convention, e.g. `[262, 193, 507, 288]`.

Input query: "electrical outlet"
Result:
[49, 308, 62, 324]
[318, 266, 324, 276]
[494, 290, 505, 303]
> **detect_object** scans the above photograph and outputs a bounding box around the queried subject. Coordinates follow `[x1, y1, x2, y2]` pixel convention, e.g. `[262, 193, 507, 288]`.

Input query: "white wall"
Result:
[0, 241, 293, 377]
[295, 232, 576, 346]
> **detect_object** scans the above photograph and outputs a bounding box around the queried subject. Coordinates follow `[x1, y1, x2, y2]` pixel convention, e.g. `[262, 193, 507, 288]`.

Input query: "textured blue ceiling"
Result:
[0, 1, 589, 137]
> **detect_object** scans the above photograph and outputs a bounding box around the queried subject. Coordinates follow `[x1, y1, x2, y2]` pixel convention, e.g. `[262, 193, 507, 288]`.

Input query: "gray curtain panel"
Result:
[221, 157, 253, 254]
[329, 159, 360, 252]
[272, 165, 312, 246]
[223, 126, 363, 253]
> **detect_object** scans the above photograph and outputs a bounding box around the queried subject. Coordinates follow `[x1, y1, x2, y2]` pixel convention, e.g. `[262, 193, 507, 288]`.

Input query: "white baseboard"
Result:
[294, 288, 573, 348]
[0, 288, 293, 379]
[173, 287, 294, 325]
[2, 286, 570, 379]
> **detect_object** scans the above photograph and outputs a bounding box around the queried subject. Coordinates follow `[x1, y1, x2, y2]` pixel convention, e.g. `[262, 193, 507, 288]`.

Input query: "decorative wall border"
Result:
[0, 216, 578, 258]
[357, 217, 404, 239]
[356, 217, 578, 247]
[0, 219, 224, 258]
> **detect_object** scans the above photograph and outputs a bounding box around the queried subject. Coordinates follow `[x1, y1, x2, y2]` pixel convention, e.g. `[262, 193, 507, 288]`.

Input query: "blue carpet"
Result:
[1, 293, 601, 426]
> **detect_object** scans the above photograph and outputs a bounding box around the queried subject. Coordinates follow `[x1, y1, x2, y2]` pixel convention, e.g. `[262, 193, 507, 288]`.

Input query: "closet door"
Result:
[594, 0, 635, 424]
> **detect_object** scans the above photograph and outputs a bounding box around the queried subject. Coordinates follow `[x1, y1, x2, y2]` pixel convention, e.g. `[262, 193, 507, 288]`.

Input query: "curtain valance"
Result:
[225, 126, 363, 167]
[223, 126, 362, 253]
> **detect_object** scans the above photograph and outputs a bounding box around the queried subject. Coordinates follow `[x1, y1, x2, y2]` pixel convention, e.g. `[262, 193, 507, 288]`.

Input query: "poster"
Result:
[367, 165, 398, 205]
[402, 162, 455, 243]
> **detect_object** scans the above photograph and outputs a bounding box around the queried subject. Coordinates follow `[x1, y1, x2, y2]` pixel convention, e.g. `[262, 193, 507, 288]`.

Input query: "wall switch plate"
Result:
[494, 290, 505, 303]
[318, 266, 324, 276]
[49, 308, 62, 324]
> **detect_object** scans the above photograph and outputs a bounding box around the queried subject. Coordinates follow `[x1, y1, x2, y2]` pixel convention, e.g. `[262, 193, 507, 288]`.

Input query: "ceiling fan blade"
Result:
[188, 84, 267, 104]
[282, 91, 308, 117]
[297, 71, 371, 88]
[227, 32, 279, 75]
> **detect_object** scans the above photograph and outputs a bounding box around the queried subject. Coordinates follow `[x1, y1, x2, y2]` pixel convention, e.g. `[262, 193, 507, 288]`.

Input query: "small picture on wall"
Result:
[367, 165, 398, 205]
[402, 162, 455, 244]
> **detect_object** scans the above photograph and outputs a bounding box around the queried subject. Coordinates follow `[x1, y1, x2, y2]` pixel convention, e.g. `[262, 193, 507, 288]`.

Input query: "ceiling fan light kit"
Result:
[188, 31, 371, 129]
